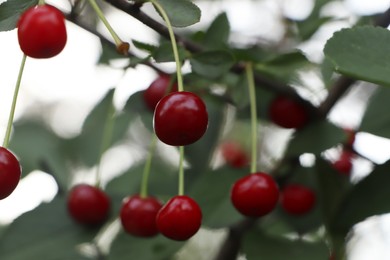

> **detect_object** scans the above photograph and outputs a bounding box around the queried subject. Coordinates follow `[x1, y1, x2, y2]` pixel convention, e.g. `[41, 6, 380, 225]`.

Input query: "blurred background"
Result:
[1, 0, 390, 259]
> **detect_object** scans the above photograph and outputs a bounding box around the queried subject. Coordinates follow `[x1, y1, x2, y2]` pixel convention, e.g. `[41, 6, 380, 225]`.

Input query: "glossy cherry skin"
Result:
[332, 150, 354, 176]
[153, 91, 208, 146]
[67, 184, 110, 226]
[280, 184, 316, 215]
[220, 141, 249, 168]
[0, 147, 21, 200]
[120, 195, 163, 237]
[268, 95, 309, 129]
[17, 5, 67, 59]
[143, 74, 178, 111]
[231, 172, 279, 217]
[156, 195, 202, 241]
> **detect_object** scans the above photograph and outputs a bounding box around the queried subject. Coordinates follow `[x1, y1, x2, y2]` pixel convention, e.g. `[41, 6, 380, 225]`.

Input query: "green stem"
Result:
[140, 134, 158, 198]
[150, 0, 184, 92]
[3, 55, 27, 149]
[150, 0, 186, 196]
[95, 95, 116, 188]
[178, 146, 185, 196]
[245, 62, 258, 173]
[38, 0, 45, 5]
[86, 0, 129, 54]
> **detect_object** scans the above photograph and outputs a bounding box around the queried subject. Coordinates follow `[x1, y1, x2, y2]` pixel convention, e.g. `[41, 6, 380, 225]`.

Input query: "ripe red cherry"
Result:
[67, 184, 110, 226]
[268, 95, 309, 129]
[0, 147, 21, 200]
[143, 74, 178, 111]
[120, 195, 163, 237]
[153, 91, 208, 146]
[220, 141, 249, 168]
[156, 195, 202, 241]
[280, 184, 316, 215]
[17, 5, 67, 59]
[231, 172, 279, 217]
[332, 150, 354, 176]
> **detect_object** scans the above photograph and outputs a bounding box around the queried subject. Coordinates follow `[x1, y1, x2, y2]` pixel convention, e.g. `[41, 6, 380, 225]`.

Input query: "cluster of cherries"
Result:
[0, 3, 353, 246]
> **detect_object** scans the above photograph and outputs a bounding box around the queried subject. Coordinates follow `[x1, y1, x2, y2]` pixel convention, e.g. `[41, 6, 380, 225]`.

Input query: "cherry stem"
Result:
[245, 62, 258, 173]
[150, 0, 186, 196]
[150, 0, 184, 92]
[95, 94, 116, 188]
[178, 146, 185, 195]
[140, 134, 158, 198]
[38, 0, 45, 5]
[3, 55, 27, 149]
[86, 0, 129, 54]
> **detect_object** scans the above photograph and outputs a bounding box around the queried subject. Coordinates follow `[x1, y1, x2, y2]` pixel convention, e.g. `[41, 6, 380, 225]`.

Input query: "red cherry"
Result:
[268, 95, 309, 129]
[156, 195, 202, 241]
[280, 184, 316, 215]
[153, 92, 208, 146]
[231, 172, 279, 217]
[67, 184, 110, 226]
[120, 195, 163, 237]
[220, 141, 249, 168]
[332, 150, 354, 176]
[17, 5, 67, 59]
[143, 74, 178, 111]
[0, 147, 21, 200]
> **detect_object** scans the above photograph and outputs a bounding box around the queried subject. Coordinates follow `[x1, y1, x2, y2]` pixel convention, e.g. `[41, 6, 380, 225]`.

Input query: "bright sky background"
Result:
[1, 0, 390, 259]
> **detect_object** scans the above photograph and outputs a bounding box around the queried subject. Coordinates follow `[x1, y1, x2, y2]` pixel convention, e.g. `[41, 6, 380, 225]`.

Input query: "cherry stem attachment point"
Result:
[95, 93, 116, 188]
[3, 55, 27, 149]
[140, 134, 158, 198]
[38, 0, 45, 5]
[150, 0, 184, 92]
[86, 0, 129, 55]
[245, 62, 258, 173]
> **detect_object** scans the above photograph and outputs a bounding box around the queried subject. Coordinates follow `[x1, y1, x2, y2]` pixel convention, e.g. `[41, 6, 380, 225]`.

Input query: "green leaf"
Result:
[242, 229, 329, 260]
[332, 160, 390, 234]
[132, 39, 158, 53]
[109, 232, 184, 260]
[0, 197, 96, 260]
[155, 0, 201, 28]
[190, 50, 235, 79]
[0, 0, 38, 32]
[69, 89, 132, 167]
[285, 121, 346, 156]
[152, 41, 187, 62]
[124, 90, 154, 131]
[324, 26, 390, 87]
[315, 158, 351, 231]
[9, 121, 71, 188]
[359, 87, 390, 138]
[203, 12, 230, 49]
[254, 51, 311, 83]
[188, 166, 246, 228]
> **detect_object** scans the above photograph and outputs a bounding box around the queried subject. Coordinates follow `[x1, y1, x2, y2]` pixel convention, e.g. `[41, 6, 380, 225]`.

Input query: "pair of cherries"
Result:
[67, 184, 202, 241]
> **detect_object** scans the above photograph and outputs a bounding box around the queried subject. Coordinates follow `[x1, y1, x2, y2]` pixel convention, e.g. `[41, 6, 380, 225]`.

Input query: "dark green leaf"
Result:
[109, 231, 184, 260]
[203, 12, 230, 49]
[188, 166, 246, 228]
[333, 160, 390, 234]
[152, 41, 187, 62]
[359, 87, 390, 138]
[0, 0, 38, 31]
[155, 0, 201, 28]
[324, 26, 390, 87]
[243, 229, 329, 260]
[132, 39, 158, 53]
[0, 197, 96, 260]
[285, 121, 346, 156]
[190, 50, 235, 79]
[315, 158, 351, 231]
[124, 90, 154, 131]
[9, 121, 71, 188]
[69, 89, 132, 166]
